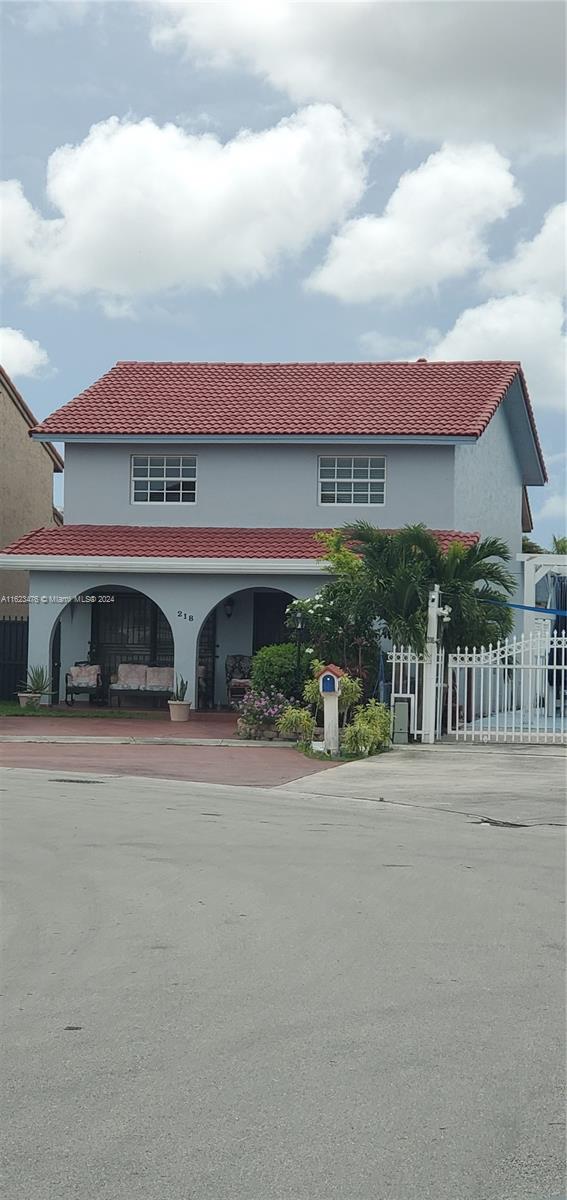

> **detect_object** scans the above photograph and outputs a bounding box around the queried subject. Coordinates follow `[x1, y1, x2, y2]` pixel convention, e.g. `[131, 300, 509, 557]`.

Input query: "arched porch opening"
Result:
[196, 586, 295, 709]
[53, 584, 174, 703]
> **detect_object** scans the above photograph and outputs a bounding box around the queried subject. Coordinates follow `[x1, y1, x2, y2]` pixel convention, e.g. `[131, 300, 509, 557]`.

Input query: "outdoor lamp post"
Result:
[290, 609, 305, 698]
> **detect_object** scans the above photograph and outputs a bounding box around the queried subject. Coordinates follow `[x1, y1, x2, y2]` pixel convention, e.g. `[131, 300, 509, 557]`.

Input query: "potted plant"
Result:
[17, 665, 51, 708]
[168, 675, 192, 722]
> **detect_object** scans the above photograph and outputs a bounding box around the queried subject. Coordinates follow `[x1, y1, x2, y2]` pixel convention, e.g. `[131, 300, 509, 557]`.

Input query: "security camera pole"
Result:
[421, 584, 451, 744]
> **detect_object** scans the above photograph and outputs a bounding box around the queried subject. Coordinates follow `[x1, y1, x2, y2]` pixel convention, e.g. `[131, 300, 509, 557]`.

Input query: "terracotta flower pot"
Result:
[168, 701, 192, 722]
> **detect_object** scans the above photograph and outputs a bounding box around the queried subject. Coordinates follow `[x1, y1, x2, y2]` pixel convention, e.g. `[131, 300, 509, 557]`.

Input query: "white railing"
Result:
[388, 644, 445, 740]
[447, 631, 567, 744]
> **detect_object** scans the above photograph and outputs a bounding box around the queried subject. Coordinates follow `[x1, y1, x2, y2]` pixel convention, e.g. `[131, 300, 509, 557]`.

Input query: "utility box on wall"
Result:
[392, 696, 411, 744]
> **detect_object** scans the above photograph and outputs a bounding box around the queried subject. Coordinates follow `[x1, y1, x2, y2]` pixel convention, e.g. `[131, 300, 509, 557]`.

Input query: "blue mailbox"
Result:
[317, 665, 343, 697]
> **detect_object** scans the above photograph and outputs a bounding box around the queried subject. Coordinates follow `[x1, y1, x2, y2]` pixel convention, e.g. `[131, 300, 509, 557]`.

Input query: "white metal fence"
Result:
[447, 631, 567, 745]
[388, 644, 445, 741]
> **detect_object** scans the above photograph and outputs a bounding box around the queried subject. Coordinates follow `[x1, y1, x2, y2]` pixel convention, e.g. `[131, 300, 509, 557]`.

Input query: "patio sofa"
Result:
[65, 662, 103, 706]
[108, 664, 174, 708]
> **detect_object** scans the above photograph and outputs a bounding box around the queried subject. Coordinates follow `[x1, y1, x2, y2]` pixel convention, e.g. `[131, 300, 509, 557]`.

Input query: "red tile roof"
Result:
[32, 359, 526, 440]
[1, 525, 480, 559]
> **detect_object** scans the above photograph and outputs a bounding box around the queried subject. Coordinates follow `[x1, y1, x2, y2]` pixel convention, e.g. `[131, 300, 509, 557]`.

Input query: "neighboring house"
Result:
[0, 360, 546, 706]
[0, 366, 63, 618]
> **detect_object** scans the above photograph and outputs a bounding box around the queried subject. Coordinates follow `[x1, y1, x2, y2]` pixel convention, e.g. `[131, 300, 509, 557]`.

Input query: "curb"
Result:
[0, 734, 297, 748]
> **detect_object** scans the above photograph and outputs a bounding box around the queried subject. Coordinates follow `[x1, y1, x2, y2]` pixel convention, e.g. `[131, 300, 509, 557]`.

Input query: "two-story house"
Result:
[0, 360, 546, 706]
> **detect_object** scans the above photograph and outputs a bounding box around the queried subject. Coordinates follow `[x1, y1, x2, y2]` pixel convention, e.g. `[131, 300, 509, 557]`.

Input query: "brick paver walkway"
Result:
[0, 711, 238, 740]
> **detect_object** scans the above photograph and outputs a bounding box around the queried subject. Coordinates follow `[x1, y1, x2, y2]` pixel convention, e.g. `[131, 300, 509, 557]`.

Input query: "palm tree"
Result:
[551, 535, 567, 554]
[522, 534, 545, 554]
[341, 523, 515, 653]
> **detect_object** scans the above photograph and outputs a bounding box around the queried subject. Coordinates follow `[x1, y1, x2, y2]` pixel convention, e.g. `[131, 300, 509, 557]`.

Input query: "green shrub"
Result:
[251, 643, 312, 699]
[342, 700, 391, 757]
[276, 705, 316, 744]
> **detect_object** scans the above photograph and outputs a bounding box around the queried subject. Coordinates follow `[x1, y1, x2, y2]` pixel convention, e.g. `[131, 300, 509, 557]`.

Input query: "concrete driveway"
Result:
[1, 753, 565, 1200]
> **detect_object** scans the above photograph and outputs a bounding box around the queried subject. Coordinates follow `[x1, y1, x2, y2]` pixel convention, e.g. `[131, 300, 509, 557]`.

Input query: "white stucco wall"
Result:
[63, 441, 456, 531]
[454, 403, 524, 610]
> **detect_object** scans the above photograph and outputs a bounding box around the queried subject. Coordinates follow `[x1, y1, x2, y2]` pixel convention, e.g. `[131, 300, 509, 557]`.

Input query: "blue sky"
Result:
[1, 0, 565, 539]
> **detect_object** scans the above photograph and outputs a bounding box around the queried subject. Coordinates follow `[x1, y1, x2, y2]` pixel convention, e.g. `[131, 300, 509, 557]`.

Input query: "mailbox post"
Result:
[316, 664, 344, 756]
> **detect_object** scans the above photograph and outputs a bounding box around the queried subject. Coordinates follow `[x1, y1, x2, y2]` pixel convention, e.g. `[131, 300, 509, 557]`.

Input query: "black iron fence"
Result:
[0, 617, 29, 700]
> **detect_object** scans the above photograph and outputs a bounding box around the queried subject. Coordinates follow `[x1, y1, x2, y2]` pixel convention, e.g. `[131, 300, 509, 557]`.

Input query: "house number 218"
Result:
[177, 611, 194, 621]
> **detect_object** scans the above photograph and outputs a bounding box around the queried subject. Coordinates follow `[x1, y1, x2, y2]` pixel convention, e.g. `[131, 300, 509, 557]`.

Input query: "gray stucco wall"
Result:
[454, 401, 524, 609]
[28, 569, 324, 705]
[63, 441, 456, 530]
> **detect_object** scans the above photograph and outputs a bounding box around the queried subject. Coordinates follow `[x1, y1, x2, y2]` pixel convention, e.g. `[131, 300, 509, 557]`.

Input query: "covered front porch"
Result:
[50, 582, 297, 709]
[0, 524, 329, 709]
[24, 568, 324, 710]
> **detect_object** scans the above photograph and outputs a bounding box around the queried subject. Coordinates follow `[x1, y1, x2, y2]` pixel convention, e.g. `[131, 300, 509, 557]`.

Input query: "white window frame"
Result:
[317, 454, 386, 507]
[130, 454, 197, 505]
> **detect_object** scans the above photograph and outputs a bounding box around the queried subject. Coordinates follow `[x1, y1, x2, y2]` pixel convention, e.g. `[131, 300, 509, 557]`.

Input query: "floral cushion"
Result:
[226, 655, 252, 683]
[115, 663, 147, 687]
[143, 667, 174, 691]
[68, 665, 100, 688]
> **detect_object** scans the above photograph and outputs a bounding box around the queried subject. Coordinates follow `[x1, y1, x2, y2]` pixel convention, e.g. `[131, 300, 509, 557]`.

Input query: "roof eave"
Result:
[0, 366, 64, 472]
[516, 367, 547, 484]
[0, 553, 331, 575]
[30, 431, 478, 446]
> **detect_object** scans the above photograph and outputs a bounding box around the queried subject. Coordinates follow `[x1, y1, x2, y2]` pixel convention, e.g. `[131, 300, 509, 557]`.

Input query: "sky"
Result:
[1, 0, 565, 540]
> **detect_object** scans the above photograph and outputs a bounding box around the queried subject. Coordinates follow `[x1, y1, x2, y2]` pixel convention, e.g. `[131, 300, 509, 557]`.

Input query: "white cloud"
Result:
[17, 0, 91, 35]
[306, 143, 520, 303]
[536, 489, 566, 524]
[482, 203, 566, 297]
[427, 294, 566, 412]
[0, 107, 368, 305]
[0, 327, 49, 378]
[150, 1, 565, 154]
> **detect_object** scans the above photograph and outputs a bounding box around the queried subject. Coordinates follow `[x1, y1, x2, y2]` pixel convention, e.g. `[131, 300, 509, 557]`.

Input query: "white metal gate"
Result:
[388, 644, 445, 741]
[448, 632, 567, 744]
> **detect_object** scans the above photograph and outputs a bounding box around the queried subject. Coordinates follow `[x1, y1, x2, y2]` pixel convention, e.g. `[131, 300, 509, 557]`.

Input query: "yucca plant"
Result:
[19, 665, 51, 695]
[172, 675, 188, 702]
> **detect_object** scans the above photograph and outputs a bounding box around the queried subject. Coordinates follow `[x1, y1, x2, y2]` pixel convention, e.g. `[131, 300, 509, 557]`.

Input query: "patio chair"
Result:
[65, 662, 103, 706]
[225, 654, 252, 706]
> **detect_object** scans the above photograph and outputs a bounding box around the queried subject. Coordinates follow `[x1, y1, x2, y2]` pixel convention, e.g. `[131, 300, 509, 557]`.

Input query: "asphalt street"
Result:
[1, 752, 565, 1200]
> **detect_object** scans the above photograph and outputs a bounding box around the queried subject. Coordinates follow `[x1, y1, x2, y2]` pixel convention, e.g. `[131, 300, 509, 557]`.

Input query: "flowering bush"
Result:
[286, 579, 378, 679]
[237, 688, 288, 733]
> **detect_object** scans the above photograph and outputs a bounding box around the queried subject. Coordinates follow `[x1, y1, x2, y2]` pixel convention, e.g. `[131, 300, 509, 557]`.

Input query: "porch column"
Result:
[172, 619, 199, 709]
[522, 557, 537, 637]
[26, 590, 58, 705]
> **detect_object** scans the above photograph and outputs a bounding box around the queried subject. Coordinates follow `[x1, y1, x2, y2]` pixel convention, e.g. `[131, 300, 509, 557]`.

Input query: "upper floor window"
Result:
[131, 455, 197, 504]
[318, 455, 386, 505]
